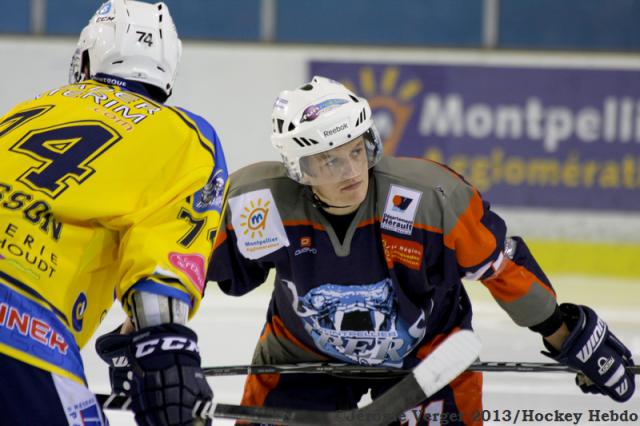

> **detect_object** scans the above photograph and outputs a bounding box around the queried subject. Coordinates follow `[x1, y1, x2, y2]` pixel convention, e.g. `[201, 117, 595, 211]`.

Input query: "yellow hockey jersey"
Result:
[0, 79, 228, 383]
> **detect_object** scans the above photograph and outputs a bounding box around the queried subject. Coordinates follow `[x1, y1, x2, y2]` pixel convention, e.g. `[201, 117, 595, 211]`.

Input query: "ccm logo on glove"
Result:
[133, 336, 199, 358]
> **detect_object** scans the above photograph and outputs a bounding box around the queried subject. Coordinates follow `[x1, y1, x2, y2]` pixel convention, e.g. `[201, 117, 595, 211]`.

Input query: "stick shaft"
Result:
[201, 361, 640, 377]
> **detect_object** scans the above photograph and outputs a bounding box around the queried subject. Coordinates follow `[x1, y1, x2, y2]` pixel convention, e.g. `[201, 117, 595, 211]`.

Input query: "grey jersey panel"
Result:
[373, 156, 474, 235]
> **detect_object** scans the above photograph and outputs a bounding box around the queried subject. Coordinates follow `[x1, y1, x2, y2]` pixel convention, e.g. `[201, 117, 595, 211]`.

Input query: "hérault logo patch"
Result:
[381, 185, 422, 236]
[392, 195, 413, 211]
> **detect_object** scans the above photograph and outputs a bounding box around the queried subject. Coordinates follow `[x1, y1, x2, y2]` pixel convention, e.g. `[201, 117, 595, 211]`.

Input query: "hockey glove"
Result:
[128, 323, 213, 426]
[95, 326, 134, 396]
[542, 303, 635, 402]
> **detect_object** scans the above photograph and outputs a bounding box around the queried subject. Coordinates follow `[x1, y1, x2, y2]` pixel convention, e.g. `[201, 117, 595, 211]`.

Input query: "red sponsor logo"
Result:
[381, 234, 424, 270]
[169, 252, 206, 294]
[0, 303, 68, 354]
[300, 237, 312, 248]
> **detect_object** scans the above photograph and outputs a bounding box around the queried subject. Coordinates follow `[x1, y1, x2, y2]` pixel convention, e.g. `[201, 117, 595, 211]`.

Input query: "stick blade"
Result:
[413, 329, 481, 397]
[336, 330, 481, 426]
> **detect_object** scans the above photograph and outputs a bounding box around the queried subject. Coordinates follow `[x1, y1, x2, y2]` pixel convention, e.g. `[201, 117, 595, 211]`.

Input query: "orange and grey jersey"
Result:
[208, 155, 556, 367]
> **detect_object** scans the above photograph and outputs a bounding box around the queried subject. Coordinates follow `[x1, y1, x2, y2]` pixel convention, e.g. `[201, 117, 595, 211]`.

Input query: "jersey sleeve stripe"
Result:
[443, 189, 497, 268]
[131, 279, 193, 305]
[481, 257, 557, 303]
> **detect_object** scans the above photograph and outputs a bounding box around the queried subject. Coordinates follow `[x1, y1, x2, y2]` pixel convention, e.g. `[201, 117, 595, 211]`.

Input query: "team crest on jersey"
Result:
[228, 189, 289, 260]
[283, 278, 426, 366]
[381, 185, 422, 236]
[194, 168, 227, 214]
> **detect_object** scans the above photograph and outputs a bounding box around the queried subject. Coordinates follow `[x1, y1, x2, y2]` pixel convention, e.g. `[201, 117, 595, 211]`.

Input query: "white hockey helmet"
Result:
[271, 76, 383, 185]
[69, 0, 182, 98]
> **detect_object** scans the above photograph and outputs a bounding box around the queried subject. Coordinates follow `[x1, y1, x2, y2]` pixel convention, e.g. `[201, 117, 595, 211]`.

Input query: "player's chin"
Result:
[340, 183, 368, 206]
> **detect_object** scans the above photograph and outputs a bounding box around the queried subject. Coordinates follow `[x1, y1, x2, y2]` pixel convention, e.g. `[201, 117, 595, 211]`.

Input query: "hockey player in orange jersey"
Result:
[207, 76, 635, 425]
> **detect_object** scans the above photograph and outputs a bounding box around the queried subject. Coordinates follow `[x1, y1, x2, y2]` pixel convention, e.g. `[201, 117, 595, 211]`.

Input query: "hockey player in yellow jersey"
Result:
[0, 1, 227, 425]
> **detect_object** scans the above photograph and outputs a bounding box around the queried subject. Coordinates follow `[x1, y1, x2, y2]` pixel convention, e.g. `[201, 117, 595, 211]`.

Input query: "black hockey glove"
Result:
[95, 326, 134, 396]
[542, 303, 635, 402]
[128, 323, 213, 426]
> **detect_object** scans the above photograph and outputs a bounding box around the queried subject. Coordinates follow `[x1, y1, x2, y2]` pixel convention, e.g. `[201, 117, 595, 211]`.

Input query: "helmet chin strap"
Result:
[310, 190, 355, 210]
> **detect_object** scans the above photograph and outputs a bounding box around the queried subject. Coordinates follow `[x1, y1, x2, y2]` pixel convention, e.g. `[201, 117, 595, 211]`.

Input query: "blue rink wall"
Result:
[1, 38, 639, 277]
[2, 0, 640, 51]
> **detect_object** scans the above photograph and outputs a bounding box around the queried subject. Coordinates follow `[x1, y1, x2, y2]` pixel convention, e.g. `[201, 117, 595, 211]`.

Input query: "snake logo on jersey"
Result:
[283, 279, 425, 366]
[194, 166, 227, 214]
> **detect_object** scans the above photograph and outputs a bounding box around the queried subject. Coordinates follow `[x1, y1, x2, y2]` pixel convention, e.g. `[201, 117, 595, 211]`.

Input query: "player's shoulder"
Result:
[373, 155, 467, 194]
[165, 106, 220, 142]
[228, 161, 301, 198]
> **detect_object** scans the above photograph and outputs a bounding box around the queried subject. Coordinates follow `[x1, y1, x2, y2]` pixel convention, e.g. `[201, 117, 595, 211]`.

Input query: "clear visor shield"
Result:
[297, 127, 382, 186]
[69, 48, 83, 84]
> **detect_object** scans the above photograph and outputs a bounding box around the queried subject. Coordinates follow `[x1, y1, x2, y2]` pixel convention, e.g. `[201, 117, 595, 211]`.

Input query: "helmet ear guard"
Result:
[271, 76, 383, 185]
[69, 0, 182, 99]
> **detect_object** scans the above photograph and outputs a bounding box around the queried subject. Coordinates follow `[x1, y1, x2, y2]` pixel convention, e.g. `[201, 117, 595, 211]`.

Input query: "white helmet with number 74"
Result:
[69, 0, 182, 100]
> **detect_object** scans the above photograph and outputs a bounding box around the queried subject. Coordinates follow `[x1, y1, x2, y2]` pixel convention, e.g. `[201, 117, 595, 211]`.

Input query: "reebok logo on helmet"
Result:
[323, 122, 348, 137]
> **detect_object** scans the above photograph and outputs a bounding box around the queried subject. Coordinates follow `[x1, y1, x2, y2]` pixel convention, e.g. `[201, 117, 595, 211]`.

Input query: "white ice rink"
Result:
[84, 276, 640, 426]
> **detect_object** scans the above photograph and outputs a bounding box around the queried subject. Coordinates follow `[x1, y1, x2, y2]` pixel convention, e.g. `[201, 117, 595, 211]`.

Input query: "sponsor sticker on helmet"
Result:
[300, 99, 348, 123]
[274, 97, 288, 111]
[228, 189, 289, 260]
[97, 2, 112, 15]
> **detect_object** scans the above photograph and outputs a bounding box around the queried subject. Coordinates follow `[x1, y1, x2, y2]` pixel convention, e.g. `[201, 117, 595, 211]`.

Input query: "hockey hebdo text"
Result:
[335, 408, 639, 424]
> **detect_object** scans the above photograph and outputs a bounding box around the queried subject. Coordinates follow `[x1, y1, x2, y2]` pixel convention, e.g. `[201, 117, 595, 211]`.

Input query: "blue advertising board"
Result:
[310, 61, 640, 211]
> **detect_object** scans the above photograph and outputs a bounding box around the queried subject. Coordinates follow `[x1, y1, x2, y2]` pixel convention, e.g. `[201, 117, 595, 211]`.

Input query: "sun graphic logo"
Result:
[240, 198, 271, 239]
[341, 67, 423, 155]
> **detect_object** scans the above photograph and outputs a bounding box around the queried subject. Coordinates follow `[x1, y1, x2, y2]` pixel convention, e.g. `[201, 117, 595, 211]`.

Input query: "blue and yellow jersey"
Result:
[0, 78, 228, 383]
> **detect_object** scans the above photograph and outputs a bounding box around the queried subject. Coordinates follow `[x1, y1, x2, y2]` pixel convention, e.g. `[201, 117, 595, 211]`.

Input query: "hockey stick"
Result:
[98, 330, 481, 426]
[199, 361, 640, 377]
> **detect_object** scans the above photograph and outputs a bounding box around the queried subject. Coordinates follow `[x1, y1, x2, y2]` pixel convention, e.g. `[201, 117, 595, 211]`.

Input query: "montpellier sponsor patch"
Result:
[169, 252, 206, 294]
[381, 234, 424, 270]
[229, 189, 289, 260]
[381, 184, 422, 236]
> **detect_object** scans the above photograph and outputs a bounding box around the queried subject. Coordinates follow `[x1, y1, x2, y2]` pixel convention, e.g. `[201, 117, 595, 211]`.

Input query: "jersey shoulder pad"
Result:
[374, 155, 466, 196]
[230, 161, 295, 193]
